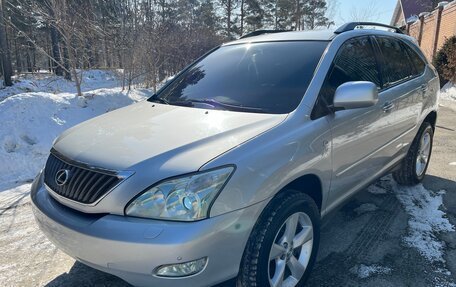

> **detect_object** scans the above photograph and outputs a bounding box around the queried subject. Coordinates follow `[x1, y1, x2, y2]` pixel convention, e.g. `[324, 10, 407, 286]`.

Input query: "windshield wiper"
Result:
[189, 98, 267, 113]
[149, 97, 170, 105]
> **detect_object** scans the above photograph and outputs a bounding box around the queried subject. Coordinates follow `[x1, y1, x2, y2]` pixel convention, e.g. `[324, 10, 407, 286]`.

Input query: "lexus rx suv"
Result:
[31, 22, 439, 287]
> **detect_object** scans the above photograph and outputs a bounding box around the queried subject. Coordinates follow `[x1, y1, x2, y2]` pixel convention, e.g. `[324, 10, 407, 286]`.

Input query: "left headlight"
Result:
[125, 166, 234, 221]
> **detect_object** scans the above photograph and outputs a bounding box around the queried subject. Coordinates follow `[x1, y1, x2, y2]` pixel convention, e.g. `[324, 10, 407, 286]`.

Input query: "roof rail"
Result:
[334, 22, 404, 34]
[240, 29, 291, 39]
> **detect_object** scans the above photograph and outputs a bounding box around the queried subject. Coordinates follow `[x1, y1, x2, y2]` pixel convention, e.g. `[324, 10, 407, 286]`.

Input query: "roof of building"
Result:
[401, 0, 434, 19]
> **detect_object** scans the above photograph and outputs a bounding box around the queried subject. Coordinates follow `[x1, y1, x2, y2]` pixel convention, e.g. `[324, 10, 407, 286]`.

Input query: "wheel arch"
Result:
[279, 174, 323, 212]
[423, 110, 437, 130]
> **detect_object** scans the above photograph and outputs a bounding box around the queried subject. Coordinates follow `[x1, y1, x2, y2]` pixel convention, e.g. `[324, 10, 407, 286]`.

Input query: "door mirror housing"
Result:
[333, 81, 378, 110]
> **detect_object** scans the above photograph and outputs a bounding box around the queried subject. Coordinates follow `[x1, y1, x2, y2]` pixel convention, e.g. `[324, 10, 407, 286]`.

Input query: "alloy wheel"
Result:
[268, 212, 314, 287]
[416, 130, 431, 177]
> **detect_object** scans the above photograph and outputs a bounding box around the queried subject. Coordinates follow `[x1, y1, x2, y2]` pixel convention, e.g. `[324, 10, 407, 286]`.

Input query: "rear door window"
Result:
[376, 37, 415, 86]
[312, 36, 381, 119]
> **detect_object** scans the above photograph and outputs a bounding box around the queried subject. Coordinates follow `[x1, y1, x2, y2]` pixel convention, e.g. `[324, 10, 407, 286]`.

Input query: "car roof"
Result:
[223, 28, 417, 46]
[224, 29, 336, 46]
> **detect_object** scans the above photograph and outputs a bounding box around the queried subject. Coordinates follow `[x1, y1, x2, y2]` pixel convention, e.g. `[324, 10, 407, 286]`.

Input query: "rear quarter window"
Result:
[403, 43, 426, 76]
[376, 36, 416, 86]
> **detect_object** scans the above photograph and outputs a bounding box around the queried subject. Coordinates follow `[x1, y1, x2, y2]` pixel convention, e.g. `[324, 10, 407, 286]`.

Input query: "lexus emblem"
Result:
[55, 169, 70, 186]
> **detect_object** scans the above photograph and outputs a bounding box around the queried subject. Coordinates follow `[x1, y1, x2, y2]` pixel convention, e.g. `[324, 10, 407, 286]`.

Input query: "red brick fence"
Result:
[405, 1, 456, 61]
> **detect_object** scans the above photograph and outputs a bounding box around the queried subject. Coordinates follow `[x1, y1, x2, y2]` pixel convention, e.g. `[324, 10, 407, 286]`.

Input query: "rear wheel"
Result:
[238, 191, 320, 287]
[393, 122, 433, 185]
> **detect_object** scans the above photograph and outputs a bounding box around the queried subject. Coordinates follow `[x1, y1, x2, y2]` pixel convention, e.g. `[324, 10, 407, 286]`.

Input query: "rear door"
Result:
[373, 36, 426, 161]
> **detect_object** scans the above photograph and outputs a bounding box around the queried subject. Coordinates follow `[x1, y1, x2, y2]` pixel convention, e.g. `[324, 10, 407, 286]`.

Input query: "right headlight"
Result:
[125, 166, 234, 221]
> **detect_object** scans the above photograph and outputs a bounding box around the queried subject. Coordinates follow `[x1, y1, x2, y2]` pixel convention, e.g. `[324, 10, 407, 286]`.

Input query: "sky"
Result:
[333, 0, 398, 27]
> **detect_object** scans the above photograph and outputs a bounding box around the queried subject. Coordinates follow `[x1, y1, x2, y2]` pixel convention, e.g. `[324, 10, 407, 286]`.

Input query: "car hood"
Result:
[53, 101, 287, 173]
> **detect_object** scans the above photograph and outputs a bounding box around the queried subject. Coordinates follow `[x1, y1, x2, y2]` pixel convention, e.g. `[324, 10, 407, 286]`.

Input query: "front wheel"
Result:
[393, 122, 434, 185]
[238, 191, 320, 287]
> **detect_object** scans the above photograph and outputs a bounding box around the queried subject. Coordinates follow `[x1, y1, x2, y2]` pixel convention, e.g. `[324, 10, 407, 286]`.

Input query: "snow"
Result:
[379, 175, 454, 262]
[367, 184, 388, 194]
[440, 82, 456, 101]
[0, 70, 153, 192]
[439, 82, 456, 112]
[0, 70, 122, 102]
[350, 264, 392, 279]
[366, 174, 455, 265]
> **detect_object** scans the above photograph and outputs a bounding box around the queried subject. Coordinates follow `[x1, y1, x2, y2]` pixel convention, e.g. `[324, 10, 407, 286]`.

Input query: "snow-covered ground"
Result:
[0, 70, 153, 191]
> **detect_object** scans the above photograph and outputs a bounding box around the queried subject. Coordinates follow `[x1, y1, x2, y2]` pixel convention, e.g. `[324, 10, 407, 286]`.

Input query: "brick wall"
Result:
[406, 1, 456, 61]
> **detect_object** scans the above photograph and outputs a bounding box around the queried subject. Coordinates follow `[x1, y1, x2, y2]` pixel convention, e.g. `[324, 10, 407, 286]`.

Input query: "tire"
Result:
[393, 122, 434, 186]
[237, 191, 320, 287]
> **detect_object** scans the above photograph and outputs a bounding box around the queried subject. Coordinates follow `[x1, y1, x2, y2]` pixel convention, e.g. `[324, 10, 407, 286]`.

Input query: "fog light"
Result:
[155, 257, 207, 277]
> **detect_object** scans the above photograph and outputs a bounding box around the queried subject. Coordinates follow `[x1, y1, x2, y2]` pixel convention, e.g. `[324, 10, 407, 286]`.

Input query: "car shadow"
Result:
[44, 261, 131, 287]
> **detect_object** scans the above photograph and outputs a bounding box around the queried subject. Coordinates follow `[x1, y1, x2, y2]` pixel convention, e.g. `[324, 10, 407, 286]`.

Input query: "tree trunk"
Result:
[26, 51, 32, 72]
[61, 38, 71, 80]
[68, 45, 82, 96]
[0, 0, 13, 86]
[14, 36, 21, 73]
[227, 0, 231, 39]
[50, 26, 63, 76]
[240, 0, 244, 35]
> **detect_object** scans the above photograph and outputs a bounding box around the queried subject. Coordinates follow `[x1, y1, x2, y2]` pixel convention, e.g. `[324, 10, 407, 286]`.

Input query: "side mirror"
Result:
[333, 81, 378, 110]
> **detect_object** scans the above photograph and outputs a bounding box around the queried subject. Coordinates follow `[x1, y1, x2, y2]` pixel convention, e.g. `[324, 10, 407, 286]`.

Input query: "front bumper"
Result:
[31, 173, 266, 287]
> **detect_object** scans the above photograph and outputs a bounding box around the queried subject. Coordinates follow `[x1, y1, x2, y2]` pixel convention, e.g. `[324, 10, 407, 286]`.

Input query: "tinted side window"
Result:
[312, 37, 381, 119]
[376, 37, 415, 86]
[404, 44, 426, 75]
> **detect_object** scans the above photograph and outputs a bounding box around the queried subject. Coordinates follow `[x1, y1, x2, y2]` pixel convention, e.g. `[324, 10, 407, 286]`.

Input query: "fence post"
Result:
[418, 13, 426, 45]
[432, 4, 445, 60]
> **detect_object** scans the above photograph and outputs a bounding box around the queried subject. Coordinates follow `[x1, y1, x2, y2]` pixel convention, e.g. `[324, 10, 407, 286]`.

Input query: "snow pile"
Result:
[354, 203, 378, 215]
[367, 176, 454, 263]
[0, 71, 153, 190]
[0, 70, 122, 102]
[385, 176, 454, 262]
[439, 82, 456, 112]
[440, 82, 456, 101]
[350, 264, 392, 279]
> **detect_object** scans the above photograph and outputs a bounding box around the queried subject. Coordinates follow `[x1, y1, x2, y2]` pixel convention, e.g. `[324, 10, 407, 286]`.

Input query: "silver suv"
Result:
[31, 22, 439, 287]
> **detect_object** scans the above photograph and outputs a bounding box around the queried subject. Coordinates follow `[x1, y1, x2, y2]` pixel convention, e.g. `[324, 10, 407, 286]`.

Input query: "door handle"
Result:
[382, 102, 395, 112]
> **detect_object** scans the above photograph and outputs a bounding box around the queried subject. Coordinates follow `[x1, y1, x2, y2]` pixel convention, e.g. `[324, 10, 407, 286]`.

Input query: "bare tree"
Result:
[341, 0, 381, 23]
[2, 0, 337, 92]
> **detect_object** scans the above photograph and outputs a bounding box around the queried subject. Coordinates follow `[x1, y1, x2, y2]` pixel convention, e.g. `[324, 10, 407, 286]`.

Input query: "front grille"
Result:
[43, 153, 122, 204]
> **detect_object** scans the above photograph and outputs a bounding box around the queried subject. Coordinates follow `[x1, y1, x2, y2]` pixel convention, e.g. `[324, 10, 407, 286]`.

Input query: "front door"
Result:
[312, 36, 390, 212]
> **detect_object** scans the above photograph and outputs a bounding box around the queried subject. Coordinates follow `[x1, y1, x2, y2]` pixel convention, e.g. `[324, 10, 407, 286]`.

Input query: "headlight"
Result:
[125, 166, 234, 221]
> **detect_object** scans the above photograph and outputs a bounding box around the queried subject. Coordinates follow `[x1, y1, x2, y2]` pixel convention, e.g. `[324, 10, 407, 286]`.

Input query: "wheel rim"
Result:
[268, 212, 313, 287]
[416, 130, 431, 177]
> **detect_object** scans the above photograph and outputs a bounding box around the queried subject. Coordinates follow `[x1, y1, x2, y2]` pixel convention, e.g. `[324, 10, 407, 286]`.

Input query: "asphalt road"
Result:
[0, 105, 455, 287]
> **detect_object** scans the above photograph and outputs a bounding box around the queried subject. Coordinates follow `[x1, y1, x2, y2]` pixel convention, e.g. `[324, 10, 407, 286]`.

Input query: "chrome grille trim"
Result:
[43, 149, 134, 206]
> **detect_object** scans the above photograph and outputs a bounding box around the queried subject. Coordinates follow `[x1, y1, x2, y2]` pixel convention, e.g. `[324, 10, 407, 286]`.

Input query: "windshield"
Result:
[149, 41, 328, 114]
